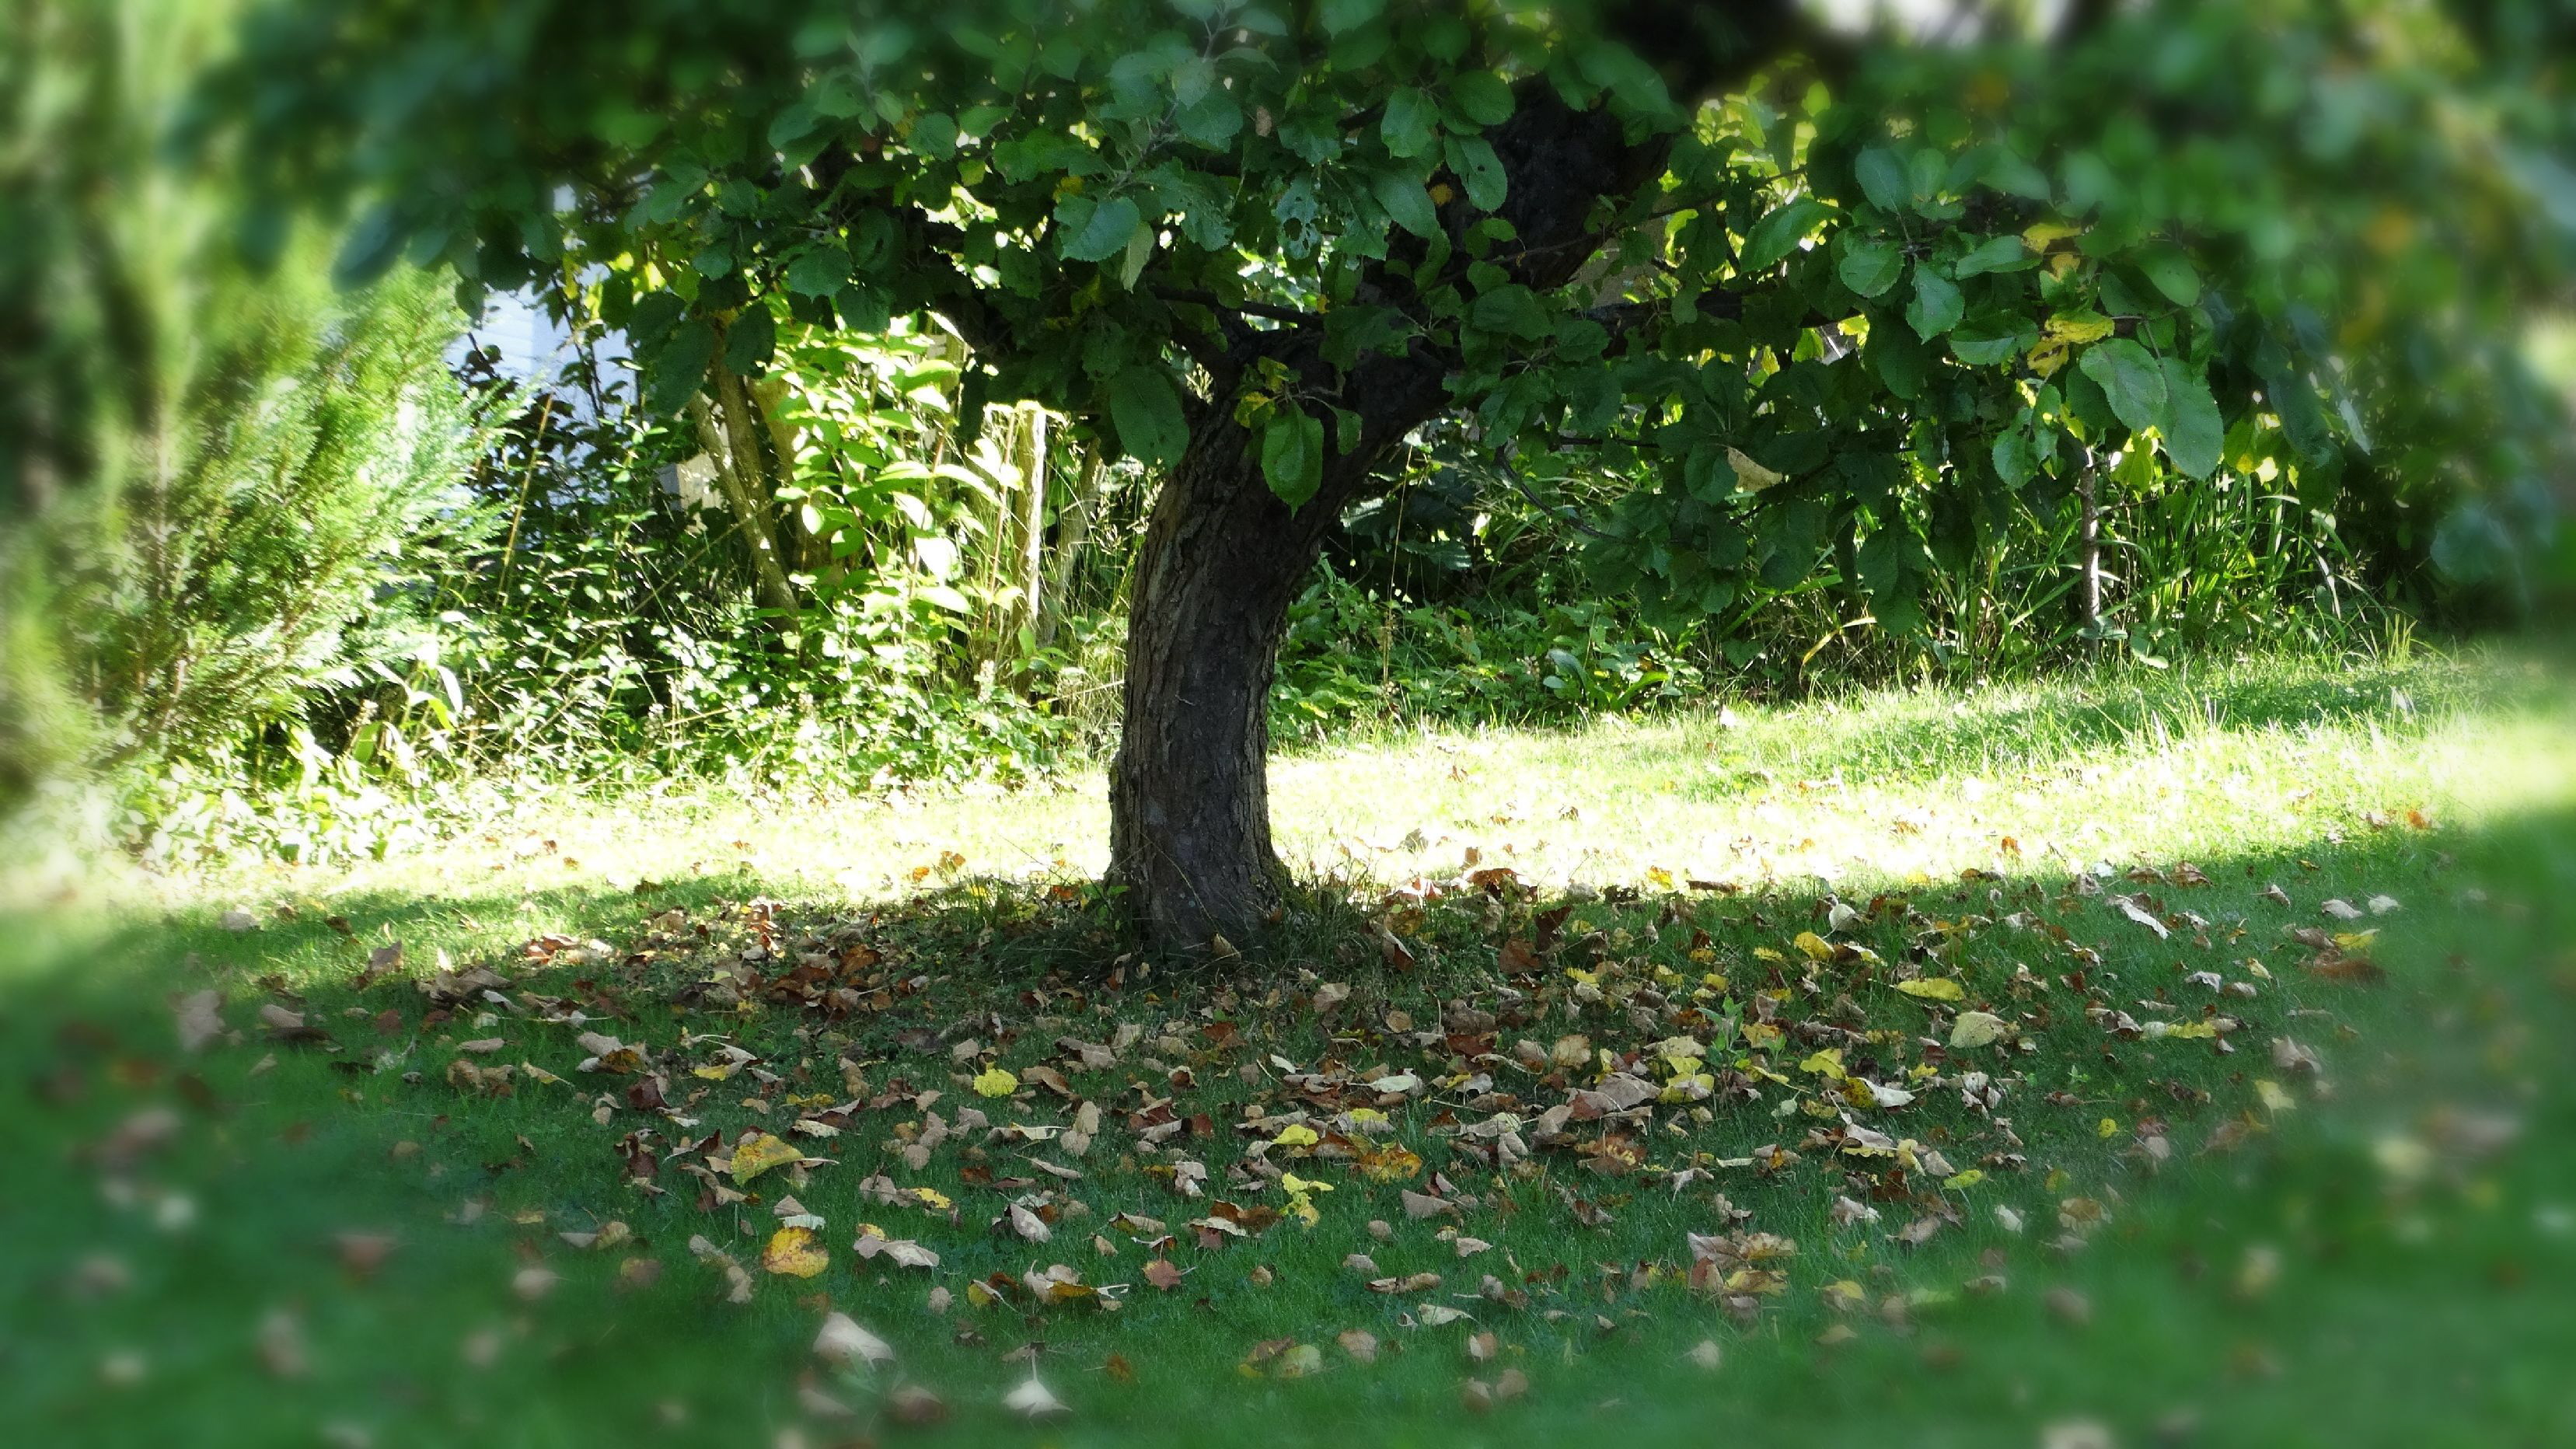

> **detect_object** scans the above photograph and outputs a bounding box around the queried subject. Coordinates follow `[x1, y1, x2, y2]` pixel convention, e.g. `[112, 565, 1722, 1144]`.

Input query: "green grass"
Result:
[5, 650, 2574, 1447]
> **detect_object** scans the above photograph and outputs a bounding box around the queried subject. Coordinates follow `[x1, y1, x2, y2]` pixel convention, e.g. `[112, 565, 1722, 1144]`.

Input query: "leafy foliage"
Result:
[218, 0, 2571, 638]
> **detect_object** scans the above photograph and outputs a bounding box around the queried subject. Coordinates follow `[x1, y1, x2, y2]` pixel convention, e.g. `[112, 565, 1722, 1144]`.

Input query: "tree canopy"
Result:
[216, 0, 2574, 944]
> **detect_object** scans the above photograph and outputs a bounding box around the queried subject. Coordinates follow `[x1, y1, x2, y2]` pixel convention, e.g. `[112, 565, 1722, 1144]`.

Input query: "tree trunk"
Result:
[1107, 414, 1376, 949]
[689, 384, 801, 628]
[1014, 403, 1049, 655]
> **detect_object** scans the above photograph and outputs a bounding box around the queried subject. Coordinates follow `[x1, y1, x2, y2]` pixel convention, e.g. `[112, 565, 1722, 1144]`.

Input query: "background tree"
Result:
[2, 0, 485, 797]
[216, 0, 2573, 946]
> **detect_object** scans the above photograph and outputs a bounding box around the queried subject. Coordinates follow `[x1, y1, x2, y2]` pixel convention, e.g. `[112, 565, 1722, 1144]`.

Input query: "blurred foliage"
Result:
[1, 0, 484, 804]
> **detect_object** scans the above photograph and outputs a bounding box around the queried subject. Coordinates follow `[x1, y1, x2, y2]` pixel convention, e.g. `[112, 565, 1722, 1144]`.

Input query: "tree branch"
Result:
[1154, 287, 1321, 327]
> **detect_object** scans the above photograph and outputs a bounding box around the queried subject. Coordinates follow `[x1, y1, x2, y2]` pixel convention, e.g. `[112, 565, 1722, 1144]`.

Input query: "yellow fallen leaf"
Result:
[1269, 1124, 1319, 1149]
[763, 1226, 828, 1277]
[1799, 1047, 1845, 1079]
[1793, 931, 1834, 962]
[1355, 1143, 1422, 1182]
[730, 1132, 804, 1184]
[1948, 1011, 2009, 1048]
[972, 1066, 1019, 1098]
[1895, 977, 1965, 1002]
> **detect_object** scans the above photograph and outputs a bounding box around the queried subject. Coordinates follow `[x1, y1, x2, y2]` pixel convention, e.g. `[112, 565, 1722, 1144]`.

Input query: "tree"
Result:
[215, 0, 2572, 947]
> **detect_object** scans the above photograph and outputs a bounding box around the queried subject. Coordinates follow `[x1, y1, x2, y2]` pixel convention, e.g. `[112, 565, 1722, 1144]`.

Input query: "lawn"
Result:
[5, 651, 2574, 1448]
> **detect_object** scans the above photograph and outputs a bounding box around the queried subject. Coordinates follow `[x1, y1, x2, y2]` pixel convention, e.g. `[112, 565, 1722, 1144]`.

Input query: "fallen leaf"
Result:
[814, 1312, 893, 1367]
[1948, 1011, 2009, 1049]
[762, 1226, 829, 1278]
[2115, 896, 2171, 938]
[1003, 1372, 1068, 1420]
[853, 1231, 940, 1269]
[172, 991, 225, 1053]
[729, 1133, 804, 1184]
[1896, 977, 1964, 1002]
[888, 1386, 948, 1425]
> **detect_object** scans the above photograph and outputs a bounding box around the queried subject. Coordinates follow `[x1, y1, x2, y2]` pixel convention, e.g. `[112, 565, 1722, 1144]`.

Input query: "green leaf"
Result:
[648, 318, 714, 415]
[1450, 72, 1514, 127]
[1382, 87, 1436, 159]
[1176, 91, 1243, 148]
[1108, 367, 1189, 468]
[2076, 338, 2169, 435]
[1470, 283, 1551, 339]
[625, 291, 687, 348]
[1260, 406, 1325, 508]
[1060, 194, 1143, 262]
[1320, 0, 1381, 35]
[836, 285, 891, 334]
[1854, 148, 1909, 212]
[1907, 269, 1963, 339]
[1741, 199, 1831, 273]
[1119, 222, 1154, 288]
[1856, 523, 1911, 597]
[1837, 236, 1904, 299]
[1952, 234, 2028, 278]
[1991, 426, 2037, 487]
[2254, 344, 2340, 466]
[1979, 148, 2051, 201]
[2061, 363, 2114, 435]
[1446, 135, 1507, 211]
[1869, 316, 1929, 400]
[786, 243, 849, 296]
[724, 306, 776, 375]
[333, 202, 407, 288]
[1949, 315, 2028, 367]
[1372, 172, 1440, 239]
[2135, 242, 2201, 307]
[2155, 354, 2223, 478]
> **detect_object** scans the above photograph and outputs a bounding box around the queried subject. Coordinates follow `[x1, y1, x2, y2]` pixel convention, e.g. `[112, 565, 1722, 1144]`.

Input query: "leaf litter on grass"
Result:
[81, 797, 2490, 1440]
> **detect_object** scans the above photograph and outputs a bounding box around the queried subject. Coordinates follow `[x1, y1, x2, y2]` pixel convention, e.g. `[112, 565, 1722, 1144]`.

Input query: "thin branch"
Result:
[1154, 287, 1321, 326]
[1491, 458, 1614, 539]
